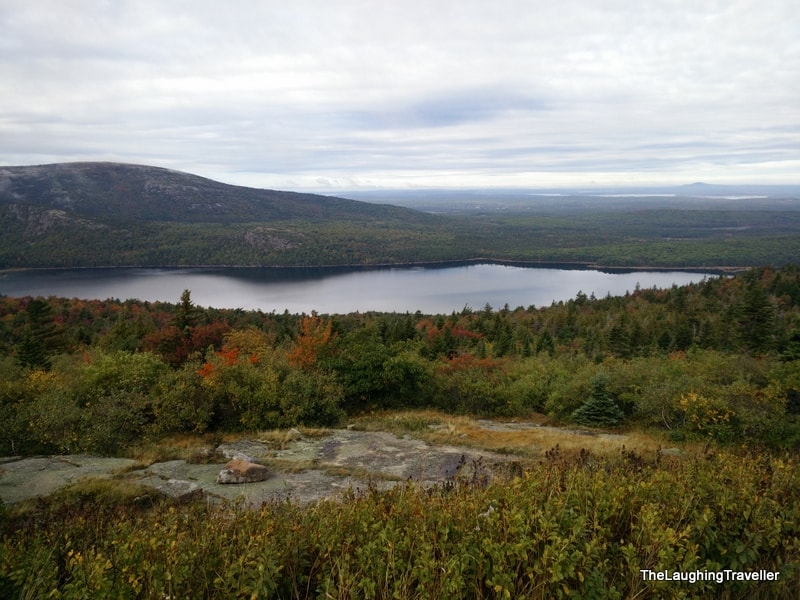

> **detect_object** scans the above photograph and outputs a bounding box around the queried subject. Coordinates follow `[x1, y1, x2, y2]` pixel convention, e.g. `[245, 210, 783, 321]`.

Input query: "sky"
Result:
[1, 0, 798, 191]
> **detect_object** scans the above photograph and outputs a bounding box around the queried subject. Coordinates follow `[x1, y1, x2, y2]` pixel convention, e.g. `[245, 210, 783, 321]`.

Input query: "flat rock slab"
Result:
[0, 429, 520, 507]
[0, 455, 138, 505]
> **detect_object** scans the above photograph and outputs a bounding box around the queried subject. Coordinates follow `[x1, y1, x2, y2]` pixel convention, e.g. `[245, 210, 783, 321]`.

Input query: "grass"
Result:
[6, 477, 164, 526]
[125, 433, 225, 465]
[348, 409, 677, 460]
[124, 428, 330, 465]
[256, 427, 330, 449]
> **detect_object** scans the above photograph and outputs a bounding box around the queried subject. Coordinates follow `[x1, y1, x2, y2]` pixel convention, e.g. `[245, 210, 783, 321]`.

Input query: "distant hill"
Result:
[0, 162, 427, 223]
[0, 162, 465, 269]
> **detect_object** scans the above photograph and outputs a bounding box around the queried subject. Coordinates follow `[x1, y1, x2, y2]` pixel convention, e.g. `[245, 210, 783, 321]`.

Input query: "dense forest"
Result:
[2, 266, 800, 597]
[2, 265, 800, 454]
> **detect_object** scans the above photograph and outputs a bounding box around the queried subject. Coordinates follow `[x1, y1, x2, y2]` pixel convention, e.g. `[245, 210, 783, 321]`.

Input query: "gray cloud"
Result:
[0, 0, 797, 189]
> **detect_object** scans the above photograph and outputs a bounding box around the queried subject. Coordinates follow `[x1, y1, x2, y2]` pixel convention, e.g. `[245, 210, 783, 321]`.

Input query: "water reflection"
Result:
[0, 264, 714, 314]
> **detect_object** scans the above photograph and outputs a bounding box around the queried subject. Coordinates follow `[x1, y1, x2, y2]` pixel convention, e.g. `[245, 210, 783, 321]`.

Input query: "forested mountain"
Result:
[0, 162, 429, 223]
[0, 162, 458, 268]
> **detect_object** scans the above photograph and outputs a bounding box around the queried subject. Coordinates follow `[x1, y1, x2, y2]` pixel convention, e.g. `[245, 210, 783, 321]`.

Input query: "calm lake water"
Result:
[0, 264, 715, 314]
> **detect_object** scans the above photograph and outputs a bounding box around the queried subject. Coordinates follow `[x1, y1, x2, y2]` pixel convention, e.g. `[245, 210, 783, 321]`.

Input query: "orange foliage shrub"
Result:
[287, 315, 334, 369]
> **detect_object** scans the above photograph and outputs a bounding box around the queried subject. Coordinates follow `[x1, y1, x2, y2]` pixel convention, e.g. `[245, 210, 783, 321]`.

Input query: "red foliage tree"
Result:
[287, 315, 334, 370]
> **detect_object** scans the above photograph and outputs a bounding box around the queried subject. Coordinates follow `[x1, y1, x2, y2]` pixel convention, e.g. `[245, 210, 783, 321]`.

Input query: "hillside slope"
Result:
[0, 162, 427, 223]
[0, 162, 457, 268]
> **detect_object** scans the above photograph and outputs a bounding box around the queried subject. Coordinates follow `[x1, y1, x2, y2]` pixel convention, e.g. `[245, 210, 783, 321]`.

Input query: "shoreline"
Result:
[0, 258, 749, 276]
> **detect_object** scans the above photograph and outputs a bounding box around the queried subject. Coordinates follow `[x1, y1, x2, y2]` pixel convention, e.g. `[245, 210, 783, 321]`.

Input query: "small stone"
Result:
[216, 458, 271, 484]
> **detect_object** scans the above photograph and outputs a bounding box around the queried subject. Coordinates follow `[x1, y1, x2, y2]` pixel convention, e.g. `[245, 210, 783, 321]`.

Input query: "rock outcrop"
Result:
[216, 458, 271, 484]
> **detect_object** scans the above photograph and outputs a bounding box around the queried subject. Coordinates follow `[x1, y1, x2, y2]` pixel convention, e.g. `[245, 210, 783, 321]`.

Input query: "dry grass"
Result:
[262, 457, 318, 473]
[256, 429, 304, 450]
[348, 410, 446, 433]
[320, 464, 405, 482]
[256, 427, 331, 449]
[350, 410, 679, 461]
[126, 428, 334, 464]
[125, 433, 225, 465]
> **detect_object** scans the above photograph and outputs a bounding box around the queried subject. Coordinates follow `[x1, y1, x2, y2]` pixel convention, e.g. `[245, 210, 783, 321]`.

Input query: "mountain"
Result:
[0, 162, 426, 223]
[0, 162, 459, 269]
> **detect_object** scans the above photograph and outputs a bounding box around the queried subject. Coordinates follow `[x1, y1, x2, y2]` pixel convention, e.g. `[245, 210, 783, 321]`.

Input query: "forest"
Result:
[5, 207, 800, 269]
[2, 265, 800, 597]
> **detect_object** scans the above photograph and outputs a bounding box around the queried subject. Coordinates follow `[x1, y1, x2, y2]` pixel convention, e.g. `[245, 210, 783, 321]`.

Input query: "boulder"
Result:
[216, 458, 271, 484]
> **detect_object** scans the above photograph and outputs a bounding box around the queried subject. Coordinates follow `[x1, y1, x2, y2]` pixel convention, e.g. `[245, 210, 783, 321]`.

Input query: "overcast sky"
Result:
[1, 1, 798, 190]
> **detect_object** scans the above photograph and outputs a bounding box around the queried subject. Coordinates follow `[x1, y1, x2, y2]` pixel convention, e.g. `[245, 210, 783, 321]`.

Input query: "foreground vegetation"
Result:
[2, 447, 798, 598]
[2, 265, 800, 597]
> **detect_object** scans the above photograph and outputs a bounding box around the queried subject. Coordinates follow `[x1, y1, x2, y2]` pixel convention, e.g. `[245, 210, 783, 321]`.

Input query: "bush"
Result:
[431, 355, 513, 415]
[2, 451, 799, 598]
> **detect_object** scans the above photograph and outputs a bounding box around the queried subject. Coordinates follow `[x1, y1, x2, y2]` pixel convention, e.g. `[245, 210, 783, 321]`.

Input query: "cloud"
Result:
[0, 0, 798, 188]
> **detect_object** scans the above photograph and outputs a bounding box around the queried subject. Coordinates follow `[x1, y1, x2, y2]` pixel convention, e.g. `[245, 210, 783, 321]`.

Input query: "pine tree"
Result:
[572, 375, 624, 427]
[15, 327, 50, 370]
[176, 289, 198, 336]
[737, 281, 774, 353]
[608, 321, 631, 358]
[15, 299, 60, 369]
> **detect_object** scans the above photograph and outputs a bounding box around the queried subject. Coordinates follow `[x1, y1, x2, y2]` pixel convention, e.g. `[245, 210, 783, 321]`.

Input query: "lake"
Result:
[0, 264, 715, 314]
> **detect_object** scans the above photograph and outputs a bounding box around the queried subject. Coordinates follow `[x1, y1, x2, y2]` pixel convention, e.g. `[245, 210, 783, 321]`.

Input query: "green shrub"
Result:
[572, 375, 624, 427]
[2, 451, 799, 598]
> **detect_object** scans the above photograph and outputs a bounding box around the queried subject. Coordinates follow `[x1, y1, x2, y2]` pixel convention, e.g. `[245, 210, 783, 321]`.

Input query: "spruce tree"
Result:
[15, 327, 50, 370]
[572, 375, 624, 427]
[176, 289, 198, 336]
[15, 299, 60, 369]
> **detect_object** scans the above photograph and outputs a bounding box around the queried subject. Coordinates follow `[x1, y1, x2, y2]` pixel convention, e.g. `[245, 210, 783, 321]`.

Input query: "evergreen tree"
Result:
[176, 289, 198, 336]
[673, 319, 694, 351]
[608, 321, 631, 358]
[536, 331, 555, 356]
[494, 322, 513, 356]
[737, 281, 775, 353]
[572, 375, 624, 427]
[656, 329, 672, 351]
[14, 299, 60, 369]
[15, 327, 50, 370]
[780, 328, 800, 362]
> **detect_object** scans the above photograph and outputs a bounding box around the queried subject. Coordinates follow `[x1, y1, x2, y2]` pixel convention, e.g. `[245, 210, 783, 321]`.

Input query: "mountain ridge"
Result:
[0, 162, 459, 269]
[0, 162, 430, 224]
